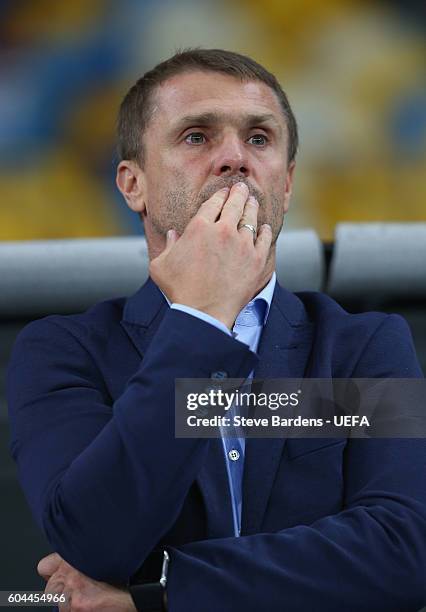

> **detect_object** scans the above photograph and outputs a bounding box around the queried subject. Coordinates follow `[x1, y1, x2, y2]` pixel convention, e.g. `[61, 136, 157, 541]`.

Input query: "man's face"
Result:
[123, 70, 295, 249]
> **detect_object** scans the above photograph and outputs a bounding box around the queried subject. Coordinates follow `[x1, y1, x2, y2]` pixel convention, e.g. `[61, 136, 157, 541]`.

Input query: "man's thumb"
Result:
[37, 552, 62, 580]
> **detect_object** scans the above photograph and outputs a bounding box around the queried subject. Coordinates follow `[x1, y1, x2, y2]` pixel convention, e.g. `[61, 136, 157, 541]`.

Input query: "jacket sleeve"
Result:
[167, 314, 426, 612]
[6, 308, 258, 583]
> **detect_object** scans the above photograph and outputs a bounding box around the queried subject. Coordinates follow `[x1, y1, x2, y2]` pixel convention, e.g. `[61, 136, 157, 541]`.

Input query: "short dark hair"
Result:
[117, 48, 298, 165]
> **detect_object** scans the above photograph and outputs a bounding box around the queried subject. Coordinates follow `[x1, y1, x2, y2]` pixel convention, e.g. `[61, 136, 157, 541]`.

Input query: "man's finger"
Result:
[238, 195, 259, 240]
[44, 575, 71, 612]
[197, 187, 230, 222]
[254, 223, 273, 258]
[219, 182, 249, 225]
[44, 574, 64, 596]
[37, 553, 62, 580]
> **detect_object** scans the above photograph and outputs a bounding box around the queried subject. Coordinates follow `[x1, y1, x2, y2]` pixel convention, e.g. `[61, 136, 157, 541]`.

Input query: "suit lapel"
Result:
[242, 283, 314, 535]
[120, 277, 168, 357]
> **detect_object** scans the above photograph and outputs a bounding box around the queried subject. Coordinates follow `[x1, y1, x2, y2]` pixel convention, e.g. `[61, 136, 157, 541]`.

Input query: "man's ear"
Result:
[283, 160, 296, 214]
[116, 160, 147, 214]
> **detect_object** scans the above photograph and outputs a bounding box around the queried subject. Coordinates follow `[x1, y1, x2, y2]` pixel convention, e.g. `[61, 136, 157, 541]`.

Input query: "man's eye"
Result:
[185, 132, 206, 145]
[248, 134, 268, 146]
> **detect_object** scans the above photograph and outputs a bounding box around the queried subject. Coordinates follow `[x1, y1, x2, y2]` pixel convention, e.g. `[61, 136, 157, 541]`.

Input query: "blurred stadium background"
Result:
[1, 0, 425, 606]
[0, 0, 425, 241]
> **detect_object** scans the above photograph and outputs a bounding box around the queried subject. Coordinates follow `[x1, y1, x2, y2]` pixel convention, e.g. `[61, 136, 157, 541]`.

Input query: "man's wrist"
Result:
[129, 550, 169, 612]
[171, 303, 233, 334]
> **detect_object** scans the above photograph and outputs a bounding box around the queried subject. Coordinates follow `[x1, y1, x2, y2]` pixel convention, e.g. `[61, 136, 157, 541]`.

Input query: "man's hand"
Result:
[37, 553, 136, 612]
[149, 182, 273, 329]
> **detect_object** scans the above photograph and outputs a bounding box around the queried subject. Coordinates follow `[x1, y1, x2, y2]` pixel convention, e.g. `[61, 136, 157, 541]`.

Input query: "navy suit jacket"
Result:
[7, 278, 426, 611]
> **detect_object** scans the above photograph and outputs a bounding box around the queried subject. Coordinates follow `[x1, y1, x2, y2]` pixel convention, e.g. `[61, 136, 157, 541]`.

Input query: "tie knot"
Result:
[235, 299, 267, 327]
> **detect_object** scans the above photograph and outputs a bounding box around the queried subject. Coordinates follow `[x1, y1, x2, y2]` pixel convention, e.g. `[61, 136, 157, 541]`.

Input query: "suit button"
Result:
[228, 449, 240, 461]
[211, 371, 228, 379]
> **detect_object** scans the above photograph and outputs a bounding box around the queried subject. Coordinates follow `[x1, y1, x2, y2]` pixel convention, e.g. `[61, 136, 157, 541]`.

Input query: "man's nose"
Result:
[211, 135, 250, 177]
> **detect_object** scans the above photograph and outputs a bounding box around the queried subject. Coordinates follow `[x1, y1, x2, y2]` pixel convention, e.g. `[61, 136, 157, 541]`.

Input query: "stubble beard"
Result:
[148, 176, 285, 245]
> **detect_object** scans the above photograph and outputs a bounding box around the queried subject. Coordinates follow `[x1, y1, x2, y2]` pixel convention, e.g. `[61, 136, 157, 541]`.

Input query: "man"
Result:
[7, 49, 426, 611]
